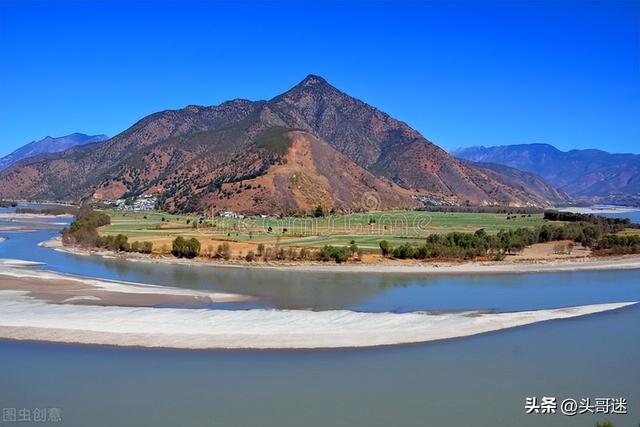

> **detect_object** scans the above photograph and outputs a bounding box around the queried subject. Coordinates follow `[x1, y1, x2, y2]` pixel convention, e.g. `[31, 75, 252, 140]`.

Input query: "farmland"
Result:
[101, 210, 546, 252]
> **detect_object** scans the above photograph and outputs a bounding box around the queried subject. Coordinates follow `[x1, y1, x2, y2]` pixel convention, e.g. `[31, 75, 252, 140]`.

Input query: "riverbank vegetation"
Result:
[62, 209, 154, 255]
[544, 210, 638, 228]
[16, 205, 79, 216]
[171, 236, 201, 258]
[378, 220, 640, 261]
[60, 208, 640, 263]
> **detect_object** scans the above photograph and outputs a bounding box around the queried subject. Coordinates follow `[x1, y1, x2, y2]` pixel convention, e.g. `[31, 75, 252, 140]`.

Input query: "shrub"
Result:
[216, 242, 232, 260]
[318, 245, 350, 263]
[94, 233, 129, 252]
[299, 247, 311, 260]
[263, 247, 276, 261]
[139, 241, 153, 254]
[379, 240, 394, 257]
[114, 234, 129, 251]
[245, 251, 256, 262]
[172, 236, 200, 258]
[349, 243, 359, 255]
[393, 243, 415, 259]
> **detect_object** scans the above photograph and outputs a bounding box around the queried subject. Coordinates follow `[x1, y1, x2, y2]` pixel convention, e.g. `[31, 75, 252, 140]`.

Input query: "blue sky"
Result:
[1, 1, 638, 157]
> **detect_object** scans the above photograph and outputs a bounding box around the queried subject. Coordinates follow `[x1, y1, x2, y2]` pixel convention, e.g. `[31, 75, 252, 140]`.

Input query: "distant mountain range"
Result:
[0, 133, 108, 171]
[0, 76, 565, 212]
[453, 144, 640, 205]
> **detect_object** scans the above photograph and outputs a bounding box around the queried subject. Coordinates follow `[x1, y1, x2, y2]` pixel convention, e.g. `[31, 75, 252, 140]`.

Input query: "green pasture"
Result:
[101, 209, 546, 250]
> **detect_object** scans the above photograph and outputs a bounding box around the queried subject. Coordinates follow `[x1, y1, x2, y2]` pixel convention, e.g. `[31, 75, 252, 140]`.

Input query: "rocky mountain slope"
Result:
[466, 161, 570, 206]
[0, 133, 108, 171]
[454, 144, 640, 205]
[0, 76, 563, 212]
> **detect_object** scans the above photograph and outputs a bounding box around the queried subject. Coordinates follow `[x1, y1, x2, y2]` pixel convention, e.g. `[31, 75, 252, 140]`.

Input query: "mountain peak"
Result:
[0, 132, 109, 172]
[299, 74, 328, 87]
[270, 74, 338, 102]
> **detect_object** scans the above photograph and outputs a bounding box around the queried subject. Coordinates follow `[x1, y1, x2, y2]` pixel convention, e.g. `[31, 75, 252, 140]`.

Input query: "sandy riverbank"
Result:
[557, 206, 640, 215]
[0, 259, 635, 350]
[0, 287, 633, 349]
[0, 213, 73, 219]
[41, 236, 640, 275]
[0, 260, 255, 306]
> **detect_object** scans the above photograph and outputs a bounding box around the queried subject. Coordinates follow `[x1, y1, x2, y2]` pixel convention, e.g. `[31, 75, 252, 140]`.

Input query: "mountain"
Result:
[0, 133, 108, 171]
[0, 76, 561, 213]
[453, 144, 640, 205]
[465, 161, 571, 205]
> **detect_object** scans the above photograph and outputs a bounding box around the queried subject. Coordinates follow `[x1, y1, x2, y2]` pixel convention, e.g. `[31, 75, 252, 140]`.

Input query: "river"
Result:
[0, 208, 638, 426]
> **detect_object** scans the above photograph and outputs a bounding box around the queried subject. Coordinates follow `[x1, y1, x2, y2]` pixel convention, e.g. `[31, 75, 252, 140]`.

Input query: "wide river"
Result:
[0, 209, 639, 426]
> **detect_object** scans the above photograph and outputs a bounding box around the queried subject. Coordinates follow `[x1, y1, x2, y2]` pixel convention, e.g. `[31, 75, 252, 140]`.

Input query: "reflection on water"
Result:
[1, 218, 640, 312]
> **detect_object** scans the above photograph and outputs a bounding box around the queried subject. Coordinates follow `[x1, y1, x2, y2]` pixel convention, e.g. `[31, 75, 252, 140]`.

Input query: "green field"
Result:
[102, 210, 546, 250]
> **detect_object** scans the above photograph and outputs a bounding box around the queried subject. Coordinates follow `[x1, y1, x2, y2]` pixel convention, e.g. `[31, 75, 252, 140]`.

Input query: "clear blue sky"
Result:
[1, 1, 638, 157]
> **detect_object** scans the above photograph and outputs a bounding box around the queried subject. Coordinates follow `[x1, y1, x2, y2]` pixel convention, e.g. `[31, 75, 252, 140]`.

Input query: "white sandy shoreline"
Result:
[0, 291, 634, 350]
[41, 237, 640, 275]
[0, 213, 73, 219]
[0, 259, 252, 302]
[0, 259, 636, 350]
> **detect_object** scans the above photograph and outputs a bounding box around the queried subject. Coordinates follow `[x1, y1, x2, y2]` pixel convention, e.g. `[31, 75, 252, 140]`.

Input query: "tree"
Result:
[318, 245, 349, 263]
[172, 236, 200, 258]
[349, 243, 359, 255]
[114, 234, 129, 251]
[314, 205, 326, 218]
[299, 247, 311, 260]
[393, 243, 415, 259]
[379, 240, 394, 257]
[216, 242, 232, 260]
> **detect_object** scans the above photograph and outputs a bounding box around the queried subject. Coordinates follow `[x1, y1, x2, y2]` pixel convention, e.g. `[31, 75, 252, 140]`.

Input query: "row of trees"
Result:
[379, 220, 637, 261]
[594, 235, 640, 255]
[171, 239, 364, 264]
[544, 210, 636, 229]
[94, 234, 153, 254]
[417, 205, 543, 215]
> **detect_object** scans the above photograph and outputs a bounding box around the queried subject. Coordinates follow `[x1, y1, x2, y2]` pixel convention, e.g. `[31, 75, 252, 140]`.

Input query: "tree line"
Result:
[379, 221, 639, 261]
[543, 210, 637, 228]
[417, 205, 543, 215]
[62, 209, 153, 255]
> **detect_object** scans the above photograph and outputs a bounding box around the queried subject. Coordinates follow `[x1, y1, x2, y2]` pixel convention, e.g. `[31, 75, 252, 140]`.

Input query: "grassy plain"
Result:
[101, 210, 547, 252]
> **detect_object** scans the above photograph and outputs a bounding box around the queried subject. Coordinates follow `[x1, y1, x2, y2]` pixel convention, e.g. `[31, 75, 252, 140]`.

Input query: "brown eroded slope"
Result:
[198, 131, 415, 214]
